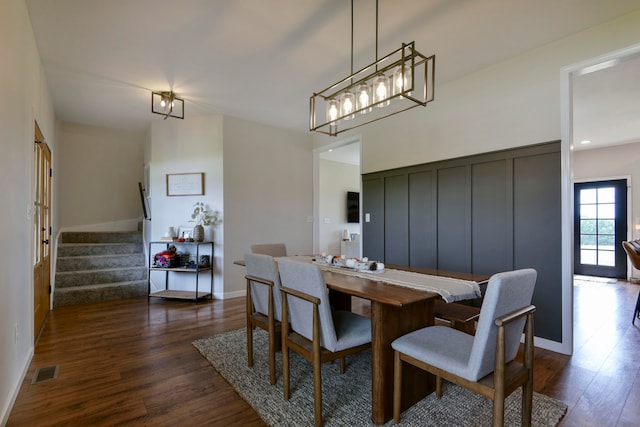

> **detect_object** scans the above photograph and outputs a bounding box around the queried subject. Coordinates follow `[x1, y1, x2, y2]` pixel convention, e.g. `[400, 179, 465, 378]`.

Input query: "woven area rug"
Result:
[193, 328, 567, 427]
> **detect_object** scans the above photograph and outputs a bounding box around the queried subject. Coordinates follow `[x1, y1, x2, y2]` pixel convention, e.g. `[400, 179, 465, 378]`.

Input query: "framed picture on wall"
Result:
[166, 172, 204, 196]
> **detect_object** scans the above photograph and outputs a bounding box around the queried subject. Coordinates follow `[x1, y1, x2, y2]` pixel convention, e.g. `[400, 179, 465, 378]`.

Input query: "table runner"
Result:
[286, 256, 481, 303]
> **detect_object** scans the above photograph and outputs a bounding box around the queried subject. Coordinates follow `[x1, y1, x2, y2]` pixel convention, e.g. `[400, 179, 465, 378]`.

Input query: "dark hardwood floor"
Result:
[7, 278, 640, 426]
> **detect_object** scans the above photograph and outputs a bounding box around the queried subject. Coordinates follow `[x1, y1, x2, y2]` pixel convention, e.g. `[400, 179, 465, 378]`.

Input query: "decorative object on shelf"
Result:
[190, 202, 221, 242]
[151, 90, 184, 120]
[309, 0, 435, 137]
[161, 226, 177, 241]
[193, 225, 205, 243]
[152, 245, 178, 268]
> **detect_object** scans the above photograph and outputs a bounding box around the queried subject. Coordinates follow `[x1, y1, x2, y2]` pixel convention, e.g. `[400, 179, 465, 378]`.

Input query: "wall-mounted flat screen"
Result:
[347, 191, 359, 223]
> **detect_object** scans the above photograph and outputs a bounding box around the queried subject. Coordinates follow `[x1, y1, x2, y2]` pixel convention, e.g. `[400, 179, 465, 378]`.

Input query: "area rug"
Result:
[193, 328, 567, 426]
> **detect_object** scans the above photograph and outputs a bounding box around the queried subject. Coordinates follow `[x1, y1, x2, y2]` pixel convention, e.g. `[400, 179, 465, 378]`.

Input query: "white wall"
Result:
[57, 122, 145, 230]
[319, 159, 360, 255]
[148, 115, 224, 294]
[0, 0, 56, 423]
[573, 141, 640, 276]
[223, 116, 313, 297]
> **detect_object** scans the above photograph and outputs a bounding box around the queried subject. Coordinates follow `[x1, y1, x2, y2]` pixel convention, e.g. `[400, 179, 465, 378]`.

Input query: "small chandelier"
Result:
[310, 0, 435, 137]
[151, 90, 184, 120]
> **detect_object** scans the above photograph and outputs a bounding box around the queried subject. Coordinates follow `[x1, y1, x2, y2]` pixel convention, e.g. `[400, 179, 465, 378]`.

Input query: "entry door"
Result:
[574, 179, 627, 278]
[33, 123, 51, 341]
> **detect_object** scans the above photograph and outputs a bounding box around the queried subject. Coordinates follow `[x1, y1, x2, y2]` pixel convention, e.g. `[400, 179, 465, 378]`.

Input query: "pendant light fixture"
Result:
[310, 0, 435, 136]
[151, 90, 184, 120]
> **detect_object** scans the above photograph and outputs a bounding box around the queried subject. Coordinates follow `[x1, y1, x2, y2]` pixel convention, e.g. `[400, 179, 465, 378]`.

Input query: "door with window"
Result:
[34, 123, 51, 341]
[574, 179, 627, 278]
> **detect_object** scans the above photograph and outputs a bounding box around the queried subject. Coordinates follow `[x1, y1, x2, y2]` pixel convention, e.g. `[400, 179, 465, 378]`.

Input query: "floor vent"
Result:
[32, 365, 59, 384]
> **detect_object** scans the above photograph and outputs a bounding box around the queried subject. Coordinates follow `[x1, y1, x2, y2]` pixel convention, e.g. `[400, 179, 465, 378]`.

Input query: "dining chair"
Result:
[621, 240, 640, 324]
[392, 268, 537, 427]
[251, 243, 287, 257]
[244, 253, 283, 385]
[277, 259, 372, 427]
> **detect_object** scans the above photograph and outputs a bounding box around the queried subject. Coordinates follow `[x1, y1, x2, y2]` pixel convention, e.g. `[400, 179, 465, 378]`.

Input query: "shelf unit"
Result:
[148, 241, 214, 303]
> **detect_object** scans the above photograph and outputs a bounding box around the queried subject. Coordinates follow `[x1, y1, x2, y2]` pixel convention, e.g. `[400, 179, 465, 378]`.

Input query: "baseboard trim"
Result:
[1, 346, 34, 426]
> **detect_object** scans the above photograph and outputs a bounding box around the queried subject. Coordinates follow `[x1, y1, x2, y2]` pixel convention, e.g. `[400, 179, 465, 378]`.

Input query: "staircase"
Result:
[54, 231, 148, 307]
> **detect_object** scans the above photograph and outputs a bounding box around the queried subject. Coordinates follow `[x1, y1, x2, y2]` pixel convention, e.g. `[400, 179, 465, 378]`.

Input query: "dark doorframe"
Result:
[574, 179, 628, 278]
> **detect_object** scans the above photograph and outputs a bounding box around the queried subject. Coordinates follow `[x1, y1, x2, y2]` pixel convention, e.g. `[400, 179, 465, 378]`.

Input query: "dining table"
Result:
[235, 257, 488, 425]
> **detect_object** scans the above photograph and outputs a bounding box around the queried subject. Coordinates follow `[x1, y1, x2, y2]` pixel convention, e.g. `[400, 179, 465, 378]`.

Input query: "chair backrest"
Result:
[277, 259, 339, 352]
[466, 268, 537, 381]
[251, 243, 287, 257]
[622, 240, 640, 269]
[244, 253, 283, 322]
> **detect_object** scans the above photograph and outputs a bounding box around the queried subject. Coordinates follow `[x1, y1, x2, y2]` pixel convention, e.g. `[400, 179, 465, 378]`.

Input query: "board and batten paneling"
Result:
[384, 175, 409, 265]
[472, 159, 512, 275]
[513, 150, 562, 342]
[437, 166, 470, 272]
[361, 141, 561, 342]
[362, 178, 385, 263]
[409, 171, 437, 268]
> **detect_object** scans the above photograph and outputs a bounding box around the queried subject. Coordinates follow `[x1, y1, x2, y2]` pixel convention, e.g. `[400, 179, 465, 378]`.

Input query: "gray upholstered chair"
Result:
[392, 268, 537, 427]
[277, 259, 372, 427]
[251, 243, 287, 257]
[244, 253, 283, 385]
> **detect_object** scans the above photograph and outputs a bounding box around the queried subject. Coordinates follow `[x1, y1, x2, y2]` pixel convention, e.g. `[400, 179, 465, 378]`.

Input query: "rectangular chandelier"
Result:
[151, 91, 184, 120]
[310, 41, 435, 137]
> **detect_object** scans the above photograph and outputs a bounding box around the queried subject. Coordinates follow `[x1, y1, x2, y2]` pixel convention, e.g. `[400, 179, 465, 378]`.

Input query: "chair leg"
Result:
[436, 376, 442, 398]
[633, 291, 640, 325]
[268, 327, 276, 385]
[340, 356, 345, 374]
[393, 351, 402, 424]
[492, 391, 505, 427]
[522, 381, 533, 427]
[313, 351, 323, 427]
[247, 323, 253, 368]
[283, 345, 290, 400]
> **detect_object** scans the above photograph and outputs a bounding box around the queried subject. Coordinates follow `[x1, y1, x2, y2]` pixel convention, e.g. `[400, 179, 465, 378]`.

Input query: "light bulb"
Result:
[326, 99, 339, 122]
[393, 65, 412, 97]
[373, 74, 390, 107]
[160, 99, 166, 108]
[357, 84, 371, 114]
[341, 91, 355, 120]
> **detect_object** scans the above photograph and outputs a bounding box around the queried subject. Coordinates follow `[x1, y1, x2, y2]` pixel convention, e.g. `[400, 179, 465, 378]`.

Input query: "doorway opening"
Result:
[313, 138, 362, 256]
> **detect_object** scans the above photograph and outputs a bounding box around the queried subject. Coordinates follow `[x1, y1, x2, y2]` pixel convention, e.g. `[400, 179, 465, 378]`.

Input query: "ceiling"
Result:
[25, 0, 640, 147]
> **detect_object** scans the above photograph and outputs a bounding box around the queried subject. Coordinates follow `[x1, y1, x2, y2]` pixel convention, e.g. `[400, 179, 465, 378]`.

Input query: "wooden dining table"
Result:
[235, 258, 488, 425]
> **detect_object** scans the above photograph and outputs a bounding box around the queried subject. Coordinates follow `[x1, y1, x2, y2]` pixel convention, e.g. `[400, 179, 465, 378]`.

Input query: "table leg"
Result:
[329, 289, 352, 311]
[370, 298, 435, 425]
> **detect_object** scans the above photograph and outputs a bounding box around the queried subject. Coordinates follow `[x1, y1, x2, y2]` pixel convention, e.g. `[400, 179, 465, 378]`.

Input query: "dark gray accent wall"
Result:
[361, 141, 562, 342]
[362, 178, 384, 262]
[513, 151, 562, 342]
[409, 171, 437, 268]
[385, 175, 409, 265]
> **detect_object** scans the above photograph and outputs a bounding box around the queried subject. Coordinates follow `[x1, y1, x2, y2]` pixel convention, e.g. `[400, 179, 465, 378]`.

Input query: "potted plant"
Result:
[190, 202, 220, 242]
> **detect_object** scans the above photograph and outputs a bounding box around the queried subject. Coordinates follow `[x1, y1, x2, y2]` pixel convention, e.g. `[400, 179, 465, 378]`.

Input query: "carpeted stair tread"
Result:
[56, 253, 146, 271]
[54, 280, 148, 307]
[58, 242, 143, 257]
[61, 231, 142, 244]
[56, 266, 147, 288]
